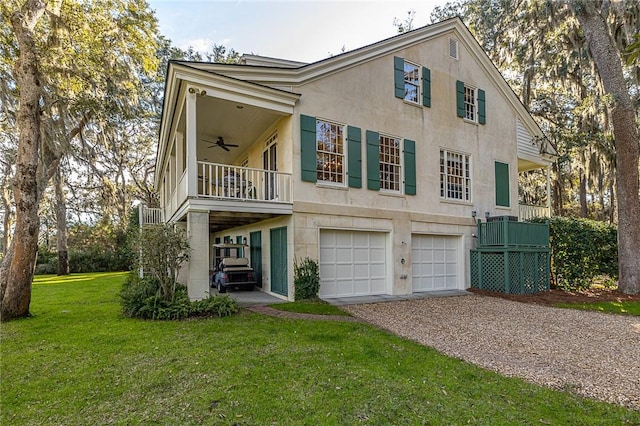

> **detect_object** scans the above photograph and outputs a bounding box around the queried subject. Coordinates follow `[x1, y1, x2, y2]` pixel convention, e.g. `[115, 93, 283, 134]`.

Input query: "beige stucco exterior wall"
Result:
[290, 31, 520, 220]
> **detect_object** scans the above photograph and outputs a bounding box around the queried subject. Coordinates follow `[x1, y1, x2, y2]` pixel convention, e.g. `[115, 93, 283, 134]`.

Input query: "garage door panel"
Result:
[320, 247, 336, 262]
[320, 230, 388, 298]
[446, 250, 457, 261]
[336, 247, 352, 259]
[412, 235, 459, 292]
[354, 264, 370, 278]
[370, 279, 385, 293]
[336, 263, 353, 277]
[370, 248, 385, 262]
[353, 248, 369, 262]
[370, 263, 386, 278]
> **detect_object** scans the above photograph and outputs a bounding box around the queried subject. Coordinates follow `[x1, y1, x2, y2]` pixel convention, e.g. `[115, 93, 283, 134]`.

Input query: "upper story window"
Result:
[456, 80, 486, 124]
[464, 85, 477, 122]
[316, 119, 345, 185]
[394, 57, 431, 108]
[379, 134, 402, 192]
[440, 149, 471, 202]
[403, 61, 420, 104]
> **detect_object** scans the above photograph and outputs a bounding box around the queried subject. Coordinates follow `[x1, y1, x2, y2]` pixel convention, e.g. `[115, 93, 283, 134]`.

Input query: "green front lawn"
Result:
[554, 300, 640, 316]
[269, 299, 351, 316]
[2, 273, 638, 425]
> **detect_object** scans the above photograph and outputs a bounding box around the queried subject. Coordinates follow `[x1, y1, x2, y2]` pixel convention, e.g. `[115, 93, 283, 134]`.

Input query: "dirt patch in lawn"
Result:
[468, 287, 640, 306]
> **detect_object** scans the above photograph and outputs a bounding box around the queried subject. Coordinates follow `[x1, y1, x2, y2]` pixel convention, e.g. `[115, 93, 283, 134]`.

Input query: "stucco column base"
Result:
[187, 211, 210, 300]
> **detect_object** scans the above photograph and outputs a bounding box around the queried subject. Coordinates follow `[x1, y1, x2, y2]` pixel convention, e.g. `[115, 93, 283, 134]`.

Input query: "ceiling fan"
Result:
[204, 136, 239, 152]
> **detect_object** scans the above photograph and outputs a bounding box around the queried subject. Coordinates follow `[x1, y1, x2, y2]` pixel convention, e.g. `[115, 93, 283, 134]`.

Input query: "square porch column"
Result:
[185, 89, 198, 197]
[187, 210, 210, 300]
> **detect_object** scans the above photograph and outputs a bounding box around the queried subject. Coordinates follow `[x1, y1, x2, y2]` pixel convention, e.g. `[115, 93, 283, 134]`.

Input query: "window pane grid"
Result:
[379, 135, 401, 192]
[464, 86, 476, 121]
[403, 62, 420, 103]
[316, 120, 345, 184]
[440, 150, 471, 201]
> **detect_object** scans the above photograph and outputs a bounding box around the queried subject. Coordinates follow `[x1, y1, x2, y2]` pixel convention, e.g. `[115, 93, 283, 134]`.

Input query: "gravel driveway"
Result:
[342, 295, 640, 410]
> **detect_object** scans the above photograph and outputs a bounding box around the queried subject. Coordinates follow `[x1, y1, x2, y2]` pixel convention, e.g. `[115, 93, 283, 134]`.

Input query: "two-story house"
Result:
[153, 17, 555, 301]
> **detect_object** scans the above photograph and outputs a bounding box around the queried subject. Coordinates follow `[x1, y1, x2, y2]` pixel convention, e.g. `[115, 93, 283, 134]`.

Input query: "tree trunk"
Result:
[552, 162, 564, 216]
[573, 1, 640, 294]
[0, 164, 13, 256]
[54, 166, 69, 275]
[0, 1, 47, 321]
[579, 174, 588, 217]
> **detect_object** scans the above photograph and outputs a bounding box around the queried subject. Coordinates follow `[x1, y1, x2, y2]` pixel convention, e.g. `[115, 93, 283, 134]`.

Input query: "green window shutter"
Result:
[456, 80, 465, 118]
[366, 130, 380, 191]
[347, 126, 362, 188]
[478, 88, 486, 124]
[495, 161, 510, 207]
[300, 114, 317, 182]
[403, 139, 416, 195]
[236, 235, 243, 257]
[422, 67, 431, 108]
[394, 57, 405, 98]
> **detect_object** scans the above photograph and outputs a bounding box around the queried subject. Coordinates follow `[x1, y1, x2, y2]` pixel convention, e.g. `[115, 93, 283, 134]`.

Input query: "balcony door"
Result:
[263, 133, 278, 200]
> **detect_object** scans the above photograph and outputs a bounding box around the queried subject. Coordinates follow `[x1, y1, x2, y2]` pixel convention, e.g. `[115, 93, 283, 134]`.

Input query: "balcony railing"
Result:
[198, 161, 292, 203]
[477, 217, 549, 248]
[139, 205, 164, 226]
[519, 204, 550, 221]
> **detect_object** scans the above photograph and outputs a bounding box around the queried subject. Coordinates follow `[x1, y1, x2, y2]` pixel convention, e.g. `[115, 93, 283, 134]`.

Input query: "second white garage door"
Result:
[412, 235, 460, 292]
[319, 230, 387, 298]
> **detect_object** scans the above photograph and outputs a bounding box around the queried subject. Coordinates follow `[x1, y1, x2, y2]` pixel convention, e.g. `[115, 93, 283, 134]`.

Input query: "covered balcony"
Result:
[516, 118, 555, 221]
[156, 62, 300, 232]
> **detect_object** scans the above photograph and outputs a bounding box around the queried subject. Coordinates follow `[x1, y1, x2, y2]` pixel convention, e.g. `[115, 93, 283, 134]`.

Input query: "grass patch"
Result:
[554, 300, 640, 316]
[2, 273, 639, 425]
[269, 299, 351, 316]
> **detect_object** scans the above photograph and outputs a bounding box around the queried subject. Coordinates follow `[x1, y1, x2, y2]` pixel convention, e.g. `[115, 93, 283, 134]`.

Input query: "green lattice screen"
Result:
[470, 250, 549, 294]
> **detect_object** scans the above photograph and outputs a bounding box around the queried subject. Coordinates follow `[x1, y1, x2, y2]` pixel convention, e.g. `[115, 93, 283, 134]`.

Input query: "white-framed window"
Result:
[379, 134, 402, 192]
[449, 37, 459, 59]
[403, 60, 420, 104]
[464, 85, 477, 122]
[316, 119, 345, 184]
[440, 149, 471, 202]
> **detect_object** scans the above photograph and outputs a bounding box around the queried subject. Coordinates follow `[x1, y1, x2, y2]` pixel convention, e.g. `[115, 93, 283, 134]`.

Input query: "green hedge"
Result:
[35, 246, 131, 274]
[530, 217, 617, 290]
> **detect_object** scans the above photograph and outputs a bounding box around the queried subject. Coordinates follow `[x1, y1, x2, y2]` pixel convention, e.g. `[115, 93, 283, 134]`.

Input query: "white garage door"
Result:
[412, 235, 459, 292]
[319, 230, 387, 298]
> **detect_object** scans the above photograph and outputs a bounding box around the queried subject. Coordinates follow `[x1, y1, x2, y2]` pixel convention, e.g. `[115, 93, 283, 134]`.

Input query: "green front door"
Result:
[250, 231, 262, 288]
[270, 227, 287, 296]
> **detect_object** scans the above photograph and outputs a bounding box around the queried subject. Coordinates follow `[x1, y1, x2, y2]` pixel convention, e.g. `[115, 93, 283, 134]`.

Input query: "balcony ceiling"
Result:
[208, 211, 280, 233]
[185, 96, 286, 164]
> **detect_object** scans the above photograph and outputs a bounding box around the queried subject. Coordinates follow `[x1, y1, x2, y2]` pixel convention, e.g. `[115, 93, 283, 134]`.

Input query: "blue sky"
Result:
[148, 1, 444, 63]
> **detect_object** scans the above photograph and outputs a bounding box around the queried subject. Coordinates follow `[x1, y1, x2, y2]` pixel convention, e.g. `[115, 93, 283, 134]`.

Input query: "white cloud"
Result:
[181, 37, 215, 52]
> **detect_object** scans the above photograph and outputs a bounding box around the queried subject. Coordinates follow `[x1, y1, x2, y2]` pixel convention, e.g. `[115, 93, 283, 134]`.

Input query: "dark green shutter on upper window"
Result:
[347, 126, 362, 188]
[366, 130, 380, 191]
[422, 67, 431, 108]
[403, 139, 416, 195]
[478, 89, 486, 124]
[456, 80, 465, 118]
[300, 115, 317, 182]
[495, 161, 510, 207]
[394, 57, 405, 98]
